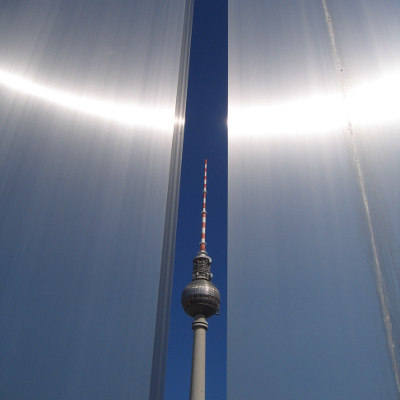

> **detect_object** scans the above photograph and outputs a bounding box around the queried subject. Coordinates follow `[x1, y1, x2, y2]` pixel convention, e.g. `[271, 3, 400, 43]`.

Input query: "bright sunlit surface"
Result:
[0, 69, 179, 132]
[228, 72, 400, 137]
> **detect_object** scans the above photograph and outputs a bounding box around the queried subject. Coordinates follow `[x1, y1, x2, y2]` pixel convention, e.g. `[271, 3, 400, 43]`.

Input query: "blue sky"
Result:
[165, 1, 228, 399]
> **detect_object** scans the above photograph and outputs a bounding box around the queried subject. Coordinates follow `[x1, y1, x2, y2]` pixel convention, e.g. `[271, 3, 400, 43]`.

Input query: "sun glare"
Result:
[228, 72, 400, 137]
[0, 69, 178, 132]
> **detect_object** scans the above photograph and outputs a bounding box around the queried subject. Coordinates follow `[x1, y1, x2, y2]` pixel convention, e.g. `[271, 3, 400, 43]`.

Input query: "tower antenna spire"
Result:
[199, 159, 207, 254]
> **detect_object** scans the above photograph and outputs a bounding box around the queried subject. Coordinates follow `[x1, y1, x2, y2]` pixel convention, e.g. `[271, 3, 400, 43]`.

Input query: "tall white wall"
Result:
[0, 1, 188, 398]
[228, 1, 400, 398]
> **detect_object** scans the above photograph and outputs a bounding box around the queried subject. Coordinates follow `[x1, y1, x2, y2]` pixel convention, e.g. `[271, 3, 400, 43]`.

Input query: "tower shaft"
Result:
[189, 315, 208, 400]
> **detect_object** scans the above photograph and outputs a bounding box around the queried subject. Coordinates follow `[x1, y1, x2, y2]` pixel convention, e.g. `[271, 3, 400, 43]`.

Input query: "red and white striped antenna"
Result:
[199, 159, 207, 253]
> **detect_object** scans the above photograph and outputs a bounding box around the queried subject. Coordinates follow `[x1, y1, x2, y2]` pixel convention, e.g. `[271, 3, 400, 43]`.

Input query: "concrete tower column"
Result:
[189, 315, 208, 400]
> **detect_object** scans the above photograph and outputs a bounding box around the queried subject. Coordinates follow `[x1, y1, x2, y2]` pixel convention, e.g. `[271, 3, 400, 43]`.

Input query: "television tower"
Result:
[181, 160, 221, 400]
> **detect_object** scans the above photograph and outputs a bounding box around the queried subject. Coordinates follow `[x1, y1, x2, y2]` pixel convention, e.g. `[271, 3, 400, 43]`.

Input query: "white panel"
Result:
[0, 1, 186, 398]
[228, 0, 400, 398]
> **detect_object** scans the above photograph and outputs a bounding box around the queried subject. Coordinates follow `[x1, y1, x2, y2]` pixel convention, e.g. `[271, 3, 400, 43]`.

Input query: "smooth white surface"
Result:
[228, 0, 400, 398]
[0, 1, 186, 398]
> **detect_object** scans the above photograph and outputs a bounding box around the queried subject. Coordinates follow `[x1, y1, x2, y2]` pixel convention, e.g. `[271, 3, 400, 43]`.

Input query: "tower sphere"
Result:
[181, 276, 221, 318]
